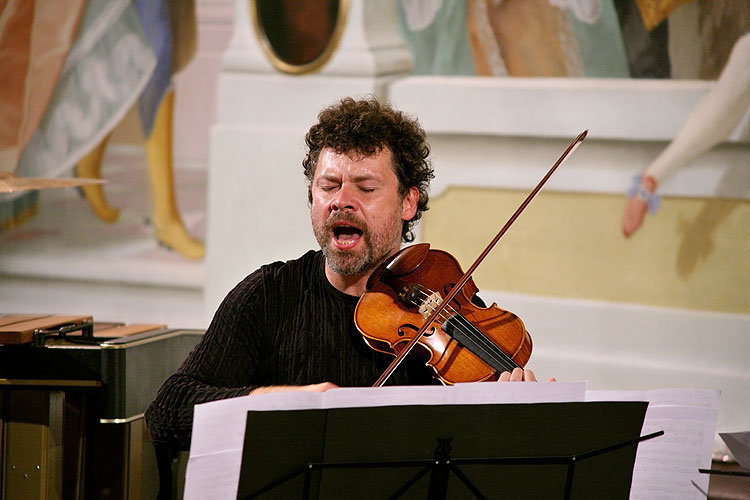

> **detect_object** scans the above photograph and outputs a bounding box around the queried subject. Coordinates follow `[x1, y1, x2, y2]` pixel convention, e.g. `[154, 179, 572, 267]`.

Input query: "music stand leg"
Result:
[449, 464, 488, 500]
[427, 438, 452, 500]
[388, 466, 430, 500]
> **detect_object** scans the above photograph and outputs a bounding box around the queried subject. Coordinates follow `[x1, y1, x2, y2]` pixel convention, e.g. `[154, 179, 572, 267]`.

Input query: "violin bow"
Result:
[373, 130, 588, 387]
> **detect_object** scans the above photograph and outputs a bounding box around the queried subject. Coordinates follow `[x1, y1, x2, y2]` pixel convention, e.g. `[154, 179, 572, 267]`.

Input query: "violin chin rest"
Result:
[386, 243, 431, 277]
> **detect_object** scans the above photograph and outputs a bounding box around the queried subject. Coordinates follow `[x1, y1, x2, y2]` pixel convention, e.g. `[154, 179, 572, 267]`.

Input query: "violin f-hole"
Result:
[398, 324, 436, 337]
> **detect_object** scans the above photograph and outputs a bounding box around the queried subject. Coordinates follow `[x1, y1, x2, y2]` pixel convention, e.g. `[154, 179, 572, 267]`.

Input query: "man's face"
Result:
[311, 147, 418, 277]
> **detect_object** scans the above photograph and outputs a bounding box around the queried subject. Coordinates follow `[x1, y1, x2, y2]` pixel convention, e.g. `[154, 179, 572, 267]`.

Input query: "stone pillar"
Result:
[204, 0, 411, 316]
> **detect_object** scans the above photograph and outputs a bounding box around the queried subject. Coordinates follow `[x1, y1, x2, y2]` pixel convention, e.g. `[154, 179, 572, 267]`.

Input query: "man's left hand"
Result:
[498, 367, 556, 382]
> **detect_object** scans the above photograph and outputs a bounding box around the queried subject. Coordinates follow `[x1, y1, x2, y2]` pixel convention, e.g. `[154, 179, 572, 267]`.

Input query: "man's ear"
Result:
[401, 186, 419, 221]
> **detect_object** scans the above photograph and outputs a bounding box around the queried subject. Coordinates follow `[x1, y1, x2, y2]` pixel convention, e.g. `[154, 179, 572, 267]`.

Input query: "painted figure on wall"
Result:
[0, 0, 204, 260]
[0, 1, 86, 227]
[622, 1, 750, 236]
[466, 0, 631, 77]
[397, 0, 749, 80]
[397, 0, 630, 77]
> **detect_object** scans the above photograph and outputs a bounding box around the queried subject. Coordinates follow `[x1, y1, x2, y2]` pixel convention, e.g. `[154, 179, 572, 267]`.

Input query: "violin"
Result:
[355, 243, 531, 385]
[354, 131, 588, 387]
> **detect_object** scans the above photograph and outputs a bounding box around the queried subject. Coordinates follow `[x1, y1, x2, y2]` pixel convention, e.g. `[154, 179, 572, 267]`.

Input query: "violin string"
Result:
[446, 314, 520, 373]
[408, 287, 455, 323]
[406, 286, 520, 374]
[411, 286, 520, 373]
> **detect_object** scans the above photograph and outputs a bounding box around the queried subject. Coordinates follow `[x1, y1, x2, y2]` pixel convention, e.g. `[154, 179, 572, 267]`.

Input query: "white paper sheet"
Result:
[587, 388, 720, 500]
[585, 388, 720, 410]
[184, 382, 585, 500]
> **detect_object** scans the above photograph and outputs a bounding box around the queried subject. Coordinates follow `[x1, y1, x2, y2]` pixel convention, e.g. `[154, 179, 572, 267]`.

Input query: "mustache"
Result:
[325, 212, 366, 232]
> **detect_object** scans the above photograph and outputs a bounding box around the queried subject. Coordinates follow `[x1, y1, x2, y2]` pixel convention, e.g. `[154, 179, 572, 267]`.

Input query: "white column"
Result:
[204, 0, 412, 316]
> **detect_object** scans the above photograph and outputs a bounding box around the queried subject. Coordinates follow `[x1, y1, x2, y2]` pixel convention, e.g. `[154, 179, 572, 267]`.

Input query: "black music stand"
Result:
[236, 401, 657, 499]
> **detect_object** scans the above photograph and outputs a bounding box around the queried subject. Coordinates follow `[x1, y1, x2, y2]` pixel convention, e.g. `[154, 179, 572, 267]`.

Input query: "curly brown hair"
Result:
[303, 96, 434, 242]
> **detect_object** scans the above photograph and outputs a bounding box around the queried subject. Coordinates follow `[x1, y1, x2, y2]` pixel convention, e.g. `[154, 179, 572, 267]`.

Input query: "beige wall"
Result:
[424, 188, 749, 314]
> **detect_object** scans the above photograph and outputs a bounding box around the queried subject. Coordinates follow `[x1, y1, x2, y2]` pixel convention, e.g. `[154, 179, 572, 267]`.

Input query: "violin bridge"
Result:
[398, 285, 443, 320]
[418, 292, 443, 319]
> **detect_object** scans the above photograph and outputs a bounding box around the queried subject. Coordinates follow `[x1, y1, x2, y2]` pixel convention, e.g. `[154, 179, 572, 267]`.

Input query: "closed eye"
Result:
[318, 183, 339, 192]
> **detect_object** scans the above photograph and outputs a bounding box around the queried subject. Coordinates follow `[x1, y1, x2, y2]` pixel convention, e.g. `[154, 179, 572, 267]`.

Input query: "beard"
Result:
[312, 209, 403, 277]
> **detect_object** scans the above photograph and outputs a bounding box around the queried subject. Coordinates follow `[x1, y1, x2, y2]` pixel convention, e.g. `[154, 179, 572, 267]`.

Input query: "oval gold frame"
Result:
[250, 0, 349, 75]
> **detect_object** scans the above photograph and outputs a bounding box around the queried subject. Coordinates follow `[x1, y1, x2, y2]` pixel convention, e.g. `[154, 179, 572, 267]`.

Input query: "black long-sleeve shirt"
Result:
[145, 250, 435, 450]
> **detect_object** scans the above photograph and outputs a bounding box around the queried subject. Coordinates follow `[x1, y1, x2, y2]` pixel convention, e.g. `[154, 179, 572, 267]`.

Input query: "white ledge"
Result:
[390, 76, 750, 143]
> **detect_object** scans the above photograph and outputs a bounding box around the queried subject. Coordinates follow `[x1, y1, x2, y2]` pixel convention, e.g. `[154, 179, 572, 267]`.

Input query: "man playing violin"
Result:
[145, 96, 543, 452]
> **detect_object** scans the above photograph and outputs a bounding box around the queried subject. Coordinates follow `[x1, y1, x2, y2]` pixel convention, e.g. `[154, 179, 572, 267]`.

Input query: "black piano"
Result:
[0, 314, 202, 500]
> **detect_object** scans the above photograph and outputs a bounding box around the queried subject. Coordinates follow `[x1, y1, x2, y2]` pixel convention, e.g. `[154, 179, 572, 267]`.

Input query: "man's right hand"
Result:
[249, 382, 338, 396]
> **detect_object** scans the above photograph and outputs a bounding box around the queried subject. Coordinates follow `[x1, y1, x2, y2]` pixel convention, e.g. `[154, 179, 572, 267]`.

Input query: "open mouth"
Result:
[331, 223, 363, 249]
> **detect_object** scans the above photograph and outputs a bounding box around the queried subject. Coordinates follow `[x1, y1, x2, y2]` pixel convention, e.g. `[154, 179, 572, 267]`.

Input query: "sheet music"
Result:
[189, 391, 324, 456]
[587, 388, 720, 500]
[586, 387, 720, 410]
[184, 382, 584, 500]
[323, 380, 587, 408]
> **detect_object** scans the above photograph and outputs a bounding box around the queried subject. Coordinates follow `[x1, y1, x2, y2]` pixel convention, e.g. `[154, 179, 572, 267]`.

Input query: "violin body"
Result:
[355, 243, 532, 385]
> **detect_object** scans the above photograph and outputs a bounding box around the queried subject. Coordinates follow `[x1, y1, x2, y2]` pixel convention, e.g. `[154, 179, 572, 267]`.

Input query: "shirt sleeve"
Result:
[144, 271, 268, 450]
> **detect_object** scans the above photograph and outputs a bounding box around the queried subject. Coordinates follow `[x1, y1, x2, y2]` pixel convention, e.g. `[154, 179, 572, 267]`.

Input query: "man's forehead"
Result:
[321, 145, 391, 162]
[315, 147, 396, 176]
